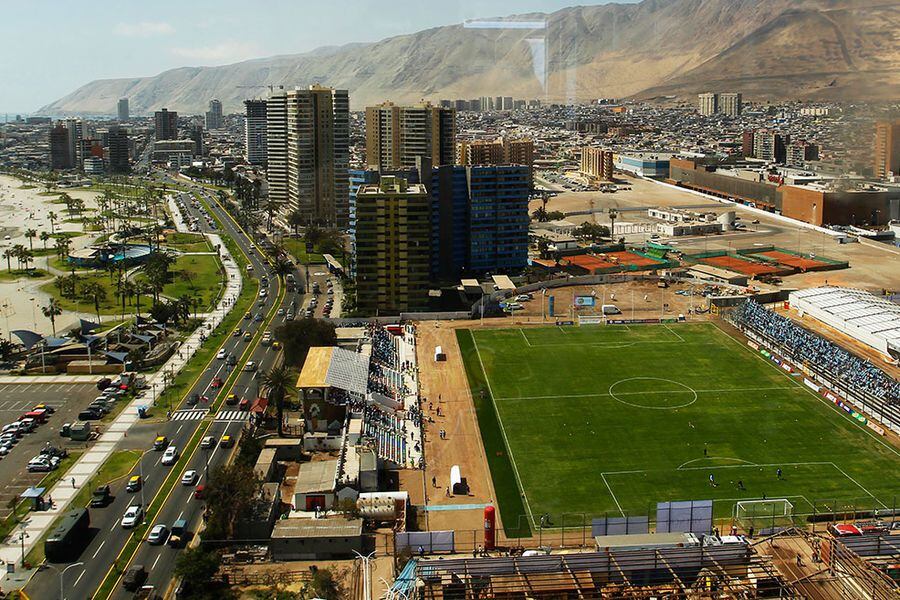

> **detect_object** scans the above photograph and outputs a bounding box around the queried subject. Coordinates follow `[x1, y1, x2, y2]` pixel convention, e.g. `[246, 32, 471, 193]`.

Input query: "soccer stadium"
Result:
[457, 310, 900, 538]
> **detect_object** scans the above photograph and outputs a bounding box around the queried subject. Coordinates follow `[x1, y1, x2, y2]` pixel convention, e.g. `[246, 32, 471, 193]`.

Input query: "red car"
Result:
[210, 376, 223, 389]
[194, 485, 206, 500]
[238, 398, 250, 411]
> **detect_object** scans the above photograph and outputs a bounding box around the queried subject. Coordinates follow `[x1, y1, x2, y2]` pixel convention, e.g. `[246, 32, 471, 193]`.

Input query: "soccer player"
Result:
[776, 468, 783, 479]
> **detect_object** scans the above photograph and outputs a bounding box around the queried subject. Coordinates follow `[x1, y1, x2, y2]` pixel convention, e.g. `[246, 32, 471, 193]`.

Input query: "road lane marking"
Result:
[92, 539, 106, 558]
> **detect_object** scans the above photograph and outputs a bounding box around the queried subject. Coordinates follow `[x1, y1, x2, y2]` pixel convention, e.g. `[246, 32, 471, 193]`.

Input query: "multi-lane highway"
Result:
[25, 180, 291, 600]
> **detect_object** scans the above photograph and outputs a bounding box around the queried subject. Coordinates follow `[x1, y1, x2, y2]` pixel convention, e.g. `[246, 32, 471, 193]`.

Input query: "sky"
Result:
[0, 0, 634, 113]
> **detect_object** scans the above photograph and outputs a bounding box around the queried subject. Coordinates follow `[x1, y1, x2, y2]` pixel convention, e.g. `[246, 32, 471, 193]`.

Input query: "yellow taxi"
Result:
[271, 341, 282, 351]
[219, 435, 234, 448]
[153, 435, 168, 450]
[126, 475, 142, 492]
[226, 393, 239, 405]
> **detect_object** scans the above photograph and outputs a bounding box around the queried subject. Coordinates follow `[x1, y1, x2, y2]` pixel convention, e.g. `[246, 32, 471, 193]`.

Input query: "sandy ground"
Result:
[535, 174, 900, 292]
[409, 323, 497, 535]
[0, 175, 103, 335]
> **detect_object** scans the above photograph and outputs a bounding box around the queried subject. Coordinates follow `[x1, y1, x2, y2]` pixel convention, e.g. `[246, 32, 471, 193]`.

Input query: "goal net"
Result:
[734, 498, 794, 528]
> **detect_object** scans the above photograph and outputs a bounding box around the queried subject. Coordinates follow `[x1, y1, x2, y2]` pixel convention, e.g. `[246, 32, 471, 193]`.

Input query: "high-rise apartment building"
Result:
[428, 165, 530, 280]
[63, 119, 83, 168]
[873, 120, 900, 179]
[244, 100, 268, 165]
[117, 98, 129, 122]
[753, 130, 788, 163]
[154, 109, 178, 140]
[742, 130, 755, 157]
[365, 102, 455, 171]
[205, 99, 223, 130]
[698, 93, 718, 116]
[495, 96, 503, 112]
[266, 92, 289, 209]
[190, 126, 205, 156]
[786, 142, 819, 167]
[502, 96, 514, 111]
[479, 96, 492, 112]
[49, 124, 72, 170]
[355, 176, 431, 313]
[458, 140, 503, 165]
[107, 126, 130, 174]
[580, 147, 614, 181]
[267, 86, 349, 227]
[718, 92, 743, 117]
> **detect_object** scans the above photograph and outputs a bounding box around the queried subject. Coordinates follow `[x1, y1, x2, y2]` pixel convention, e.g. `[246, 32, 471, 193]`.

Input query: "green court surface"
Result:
[456, 322, 900, 535]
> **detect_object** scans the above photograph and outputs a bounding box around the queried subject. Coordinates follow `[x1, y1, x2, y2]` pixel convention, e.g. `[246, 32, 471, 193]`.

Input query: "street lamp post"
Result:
[43, 561, 84, 600]
[18, 525, 28, 567]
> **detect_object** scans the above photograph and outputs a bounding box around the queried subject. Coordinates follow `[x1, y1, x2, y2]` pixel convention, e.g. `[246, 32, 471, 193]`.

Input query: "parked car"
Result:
[27, 457, 55, 472]
[121, 504, 143, 528]
[78, 408, 103, 421]
[96, 377, 112, 390]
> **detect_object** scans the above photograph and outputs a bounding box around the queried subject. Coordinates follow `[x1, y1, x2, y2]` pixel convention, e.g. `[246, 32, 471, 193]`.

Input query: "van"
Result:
[601, 304, 621, 315]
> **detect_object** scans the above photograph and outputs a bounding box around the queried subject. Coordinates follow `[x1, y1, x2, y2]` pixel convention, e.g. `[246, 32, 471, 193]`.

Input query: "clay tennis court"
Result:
[565, 251, 664, 273]
[754, 250, 832, 271]
[701, 254, 784, 276]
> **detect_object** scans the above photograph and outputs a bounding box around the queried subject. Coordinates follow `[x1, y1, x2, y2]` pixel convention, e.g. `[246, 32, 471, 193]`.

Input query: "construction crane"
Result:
[235, 85, 284, 94]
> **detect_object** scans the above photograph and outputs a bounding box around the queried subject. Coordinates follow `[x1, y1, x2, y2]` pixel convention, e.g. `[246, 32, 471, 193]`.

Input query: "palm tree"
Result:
[261, 365, 292, 437]
[48, 211, 57, 234]
[119, 279, 136, 320]
[81, 281, 107, 323]
[41, 299, 63, 336]
[287, 210, 304, 235]
[24, 228, 37, 251]
[39, 231, 50, 250]
[134, 281, 152, 317]
[54, 236, 71, 261]
[2, 248, 12, 272]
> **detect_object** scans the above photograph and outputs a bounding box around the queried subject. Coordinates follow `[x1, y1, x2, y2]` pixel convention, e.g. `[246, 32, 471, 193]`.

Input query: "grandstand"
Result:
[730, 299, 900, 434]
[295, 324, 424, 471]
[789, 287, 900, 362]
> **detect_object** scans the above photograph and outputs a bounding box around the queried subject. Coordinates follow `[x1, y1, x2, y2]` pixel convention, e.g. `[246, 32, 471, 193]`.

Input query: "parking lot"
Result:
[0, 383, 99, 518]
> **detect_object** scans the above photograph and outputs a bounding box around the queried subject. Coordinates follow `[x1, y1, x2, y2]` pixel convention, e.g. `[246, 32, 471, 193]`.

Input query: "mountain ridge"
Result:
[39, 0, 900, 115]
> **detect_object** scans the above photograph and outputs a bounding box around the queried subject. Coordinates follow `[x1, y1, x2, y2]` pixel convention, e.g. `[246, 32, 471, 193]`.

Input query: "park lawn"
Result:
[458, 322, 900, 535]
[0, 268, 51, 282]
[162, 231, 212, 253]
[282, 237, 325, 265]
[161, 254, 223, 310]
[40, 271, 122, 314]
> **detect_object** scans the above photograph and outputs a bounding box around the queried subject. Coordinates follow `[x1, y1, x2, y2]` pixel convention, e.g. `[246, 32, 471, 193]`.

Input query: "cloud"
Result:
[113, 21, 175, 38]
[170, 42, 262, 65]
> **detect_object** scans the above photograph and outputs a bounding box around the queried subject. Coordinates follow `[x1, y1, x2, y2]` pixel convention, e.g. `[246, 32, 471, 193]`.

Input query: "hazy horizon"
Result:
[0, 0, 634, 112]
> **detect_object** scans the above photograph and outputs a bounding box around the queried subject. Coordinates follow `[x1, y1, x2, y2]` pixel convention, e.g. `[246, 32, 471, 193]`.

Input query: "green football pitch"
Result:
[456, 322, 900, 536]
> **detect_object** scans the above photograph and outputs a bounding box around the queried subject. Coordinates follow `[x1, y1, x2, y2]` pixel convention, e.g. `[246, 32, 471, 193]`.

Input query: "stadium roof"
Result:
[296, 346, 369, 395]
[789, 287, 900, 359]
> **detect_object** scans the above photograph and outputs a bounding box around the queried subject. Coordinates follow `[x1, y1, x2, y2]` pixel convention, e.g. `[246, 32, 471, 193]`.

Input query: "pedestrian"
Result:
[71, 477, 76, 488]
[796, 554, 803, 567]
[446, 486, 450, 497]
[418, 545, 425, 557]
[432, 476, 436, 488]
[731, 525, 737, 536]
[748, 526, 754, 538]
[703, 444, 708, 457]
[737, 479, 744, 490]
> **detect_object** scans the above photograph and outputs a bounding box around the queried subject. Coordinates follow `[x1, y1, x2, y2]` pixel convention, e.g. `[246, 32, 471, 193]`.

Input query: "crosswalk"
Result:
[170, 408, 250, 422]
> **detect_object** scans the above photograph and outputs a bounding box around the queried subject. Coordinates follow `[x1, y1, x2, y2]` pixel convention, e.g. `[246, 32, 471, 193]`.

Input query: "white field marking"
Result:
[601, 473, 625, 517]
[494, 385, 800, 402]
[830, 462, 888, 508]
[471, 331, 537, 530]
[557, 326, 569, 334]
[677, 457, 758, 470]
[518, 328, 532, 347]
[663, 323, 686, 343]
[713, 325, 900, 461]
[603, 461, 835, 477]
[518, 338, 720, 348]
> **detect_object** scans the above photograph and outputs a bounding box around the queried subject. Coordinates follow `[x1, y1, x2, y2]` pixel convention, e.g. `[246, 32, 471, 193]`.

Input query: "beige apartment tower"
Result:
[267, 86, 349, 227]
[580, 147, 614, 181]
[365, 102, 455, 170]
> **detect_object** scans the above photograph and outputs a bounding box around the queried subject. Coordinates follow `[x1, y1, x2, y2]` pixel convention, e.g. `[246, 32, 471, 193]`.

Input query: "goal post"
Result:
[734, 498, 794, 529]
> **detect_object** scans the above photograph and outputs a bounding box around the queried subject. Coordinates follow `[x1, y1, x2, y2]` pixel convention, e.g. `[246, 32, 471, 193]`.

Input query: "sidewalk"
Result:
[0, 213, 242, 576]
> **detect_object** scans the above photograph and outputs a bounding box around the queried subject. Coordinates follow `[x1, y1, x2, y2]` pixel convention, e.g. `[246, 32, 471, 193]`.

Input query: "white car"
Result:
[243, 361, 257, 372]
[161, 446, 178, 465]
[147, 523, 168, 545]
[216, 349, 227, 360]
[121, 504, 143, 528]
[181, 470, 198, 486]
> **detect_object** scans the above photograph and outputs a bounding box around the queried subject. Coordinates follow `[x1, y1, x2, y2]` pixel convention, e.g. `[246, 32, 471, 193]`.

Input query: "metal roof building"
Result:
[789, 287, 900, 361]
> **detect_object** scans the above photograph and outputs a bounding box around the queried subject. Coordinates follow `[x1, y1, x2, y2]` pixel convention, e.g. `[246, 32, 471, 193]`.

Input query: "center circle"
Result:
[608, 377, 698, 410]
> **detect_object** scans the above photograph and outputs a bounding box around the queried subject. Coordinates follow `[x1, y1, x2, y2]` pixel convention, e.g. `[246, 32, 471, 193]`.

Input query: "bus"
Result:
[45, 509, 90, 562]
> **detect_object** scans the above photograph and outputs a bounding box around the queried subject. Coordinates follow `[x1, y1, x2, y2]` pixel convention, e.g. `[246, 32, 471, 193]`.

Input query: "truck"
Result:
[59, 421, 93, 441]
[45, 509, 90, 562]
[168, 519, 189, 548]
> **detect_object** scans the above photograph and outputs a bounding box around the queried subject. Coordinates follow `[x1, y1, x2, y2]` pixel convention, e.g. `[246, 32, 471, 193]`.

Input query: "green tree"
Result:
[2, 248, 12, 272]
[24, 228, 37, 251]
[302, 568, 342, 600]
[39, 231, 51, 250]
[0, 339, 21, 362]
[173, 547, 220, 591]
[204, 463, 261, 540]
[573, 222, 610, 242]
[48, 211, 58, 234]
[274, 319, 337, 367]
[261, 365, 293, 437]
[41, 298, 63, 336]
[54, 236, 71, 260]
[80, 281, 107, 323]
